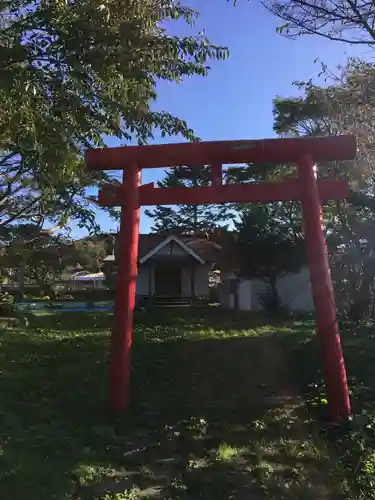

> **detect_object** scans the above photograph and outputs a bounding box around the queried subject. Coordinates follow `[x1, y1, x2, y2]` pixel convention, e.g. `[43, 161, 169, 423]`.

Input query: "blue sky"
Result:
[72, 0, 365, 238]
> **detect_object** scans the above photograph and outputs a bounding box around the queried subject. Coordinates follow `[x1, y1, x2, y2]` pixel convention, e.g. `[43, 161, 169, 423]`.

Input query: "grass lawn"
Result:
[1, 308, 375, 500]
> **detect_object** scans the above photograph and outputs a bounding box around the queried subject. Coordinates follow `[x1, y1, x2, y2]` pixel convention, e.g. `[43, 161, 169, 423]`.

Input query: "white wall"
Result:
[195, 266, 210, 297]
[181, 265, 210, 297]
[220, 278, 252, 311]
[219, 274, 252, 311]
[277, 267, 314, 311]
[136, 267, 150, 296]
[222, 266, 314, 312]
[238, 280, 252, 311]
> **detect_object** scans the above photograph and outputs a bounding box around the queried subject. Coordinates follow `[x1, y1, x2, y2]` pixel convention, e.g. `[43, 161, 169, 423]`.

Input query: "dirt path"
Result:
[81, 333, 346, 500]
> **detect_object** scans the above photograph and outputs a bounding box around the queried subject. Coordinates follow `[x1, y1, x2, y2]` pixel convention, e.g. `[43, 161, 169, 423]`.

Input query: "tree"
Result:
[0, 230, 116, 296]
[224, 152, 305, 310]
[1, 231, 73, 297]
[0, 154, 110, 235]
[1, 1, 229, 237]
[225, 160, 302, 229]
[73, 234, 113, 273]
[145, 165, 234, 233]
[235, 204, 305, 309]
[274, 60, 375, 185]
[272, 60, 375, 318]
[263, 0, 375, 46]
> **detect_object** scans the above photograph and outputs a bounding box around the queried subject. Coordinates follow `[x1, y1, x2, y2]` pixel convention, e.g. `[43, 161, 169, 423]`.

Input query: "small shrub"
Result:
[0, 292, 29, 326]
[258, 286, 282, 313]
[216, 442, 246, 462]
[0, 292, 14, 305]
[0, 292, 15, 317]
[258, 287, 290, 320]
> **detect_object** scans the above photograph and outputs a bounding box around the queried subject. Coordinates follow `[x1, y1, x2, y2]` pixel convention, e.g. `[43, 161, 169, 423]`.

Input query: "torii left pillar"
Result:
[108, 165, 141, 413]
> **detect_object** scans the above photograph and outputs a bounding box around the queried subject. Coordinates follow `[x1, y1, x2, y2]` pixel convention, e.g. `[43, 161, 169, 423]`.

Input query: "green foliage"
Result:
[216, 442, 245, 462]
[272, 59, 375, 318]
[223, 160, 307, 293]
[0, 291, 29, 325]
[283, 321, 375, 500]
[100, 491, 140, 500]
[73, 234, 112, 273]
[1, 231, 74, 296]
[258, 286, 283, 313]
[273, 94, 339, 138]
[226, 161, 295, 185]
[60, 289, 114, 302]
[1, 309, 365, 499]
[273, 59, 375, 186]
[1, 231, 115, 298]
[0, 0, 228, 238]
[145, 165, 234, 233]
[235, 205, 305, 295]
[0, 291, 14, 306]
[0, 291, 15, 316]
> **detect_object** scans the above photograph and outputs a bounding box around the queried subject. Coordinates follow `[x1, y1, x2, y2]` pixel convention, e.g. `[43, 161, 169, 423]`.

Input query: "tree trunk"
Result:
[18, 262, 25, 298]
[270, 276, 279, 303]
[261, 275, 281, 313]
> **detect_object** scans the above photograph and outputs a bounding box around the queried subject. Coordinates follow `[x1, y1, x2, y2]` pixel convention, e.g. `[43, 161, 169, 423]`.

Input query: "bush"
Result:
[0, 292, 15, 317]
[258, 286, 283, 313]
[1, 286, 44, 301]
[0, 292, 29, 326]
[2, 288, 115, 303]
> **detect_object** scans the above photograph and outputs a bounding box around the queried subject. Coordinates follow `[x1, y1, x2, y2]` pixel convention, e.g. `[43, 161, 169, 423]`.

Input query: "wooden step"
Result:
[153, 296, 191, 307]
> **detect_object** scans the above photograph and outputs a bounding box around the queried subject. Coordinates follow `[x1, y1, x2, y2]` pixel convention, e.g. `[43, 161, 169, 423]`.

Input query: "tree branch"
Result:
[0, 196, 42, 226]
[263, 0, 375, 45]
[40, 220, 68, 235]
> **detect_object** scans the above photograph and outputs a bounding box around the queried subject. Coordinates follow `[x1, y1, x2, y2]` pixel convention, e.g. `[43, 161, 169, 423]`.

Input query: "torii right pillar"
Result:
[297, 154, 350, 421]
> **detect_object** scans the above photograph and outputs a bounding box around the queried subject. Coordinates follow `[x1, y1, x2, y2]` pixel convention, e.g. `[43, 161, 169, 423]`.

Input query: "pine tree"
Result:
[145, 165, 234, 234]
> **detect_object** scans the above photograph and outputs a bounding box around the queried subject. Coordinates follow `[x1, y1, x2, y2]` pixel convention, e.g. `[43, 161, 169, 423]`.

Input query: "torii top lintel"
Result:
[85, 135, 356, 171]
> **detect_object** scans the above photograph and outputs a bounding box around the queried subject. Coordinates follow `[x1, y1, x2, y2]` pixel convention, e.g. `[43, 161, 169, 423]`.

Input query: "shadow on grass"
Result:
[280, 319, 375, 413]
[28, 308, 313, 338]
[279, 319, 375, 499]
[0, 311, 345, 500]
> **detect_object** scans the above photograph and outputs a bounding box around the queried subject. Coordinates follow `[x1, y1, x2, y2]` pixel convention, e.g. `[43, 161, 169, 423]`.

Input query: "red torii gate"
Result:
[85, 135, 357, 421]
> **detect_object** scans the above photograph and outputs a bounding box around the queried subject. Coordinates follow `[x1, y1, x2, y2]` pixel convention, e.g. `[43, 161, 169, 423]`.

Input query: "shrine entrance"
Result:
[85, 135, 357, 421]
[154, 265, 182, 297]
